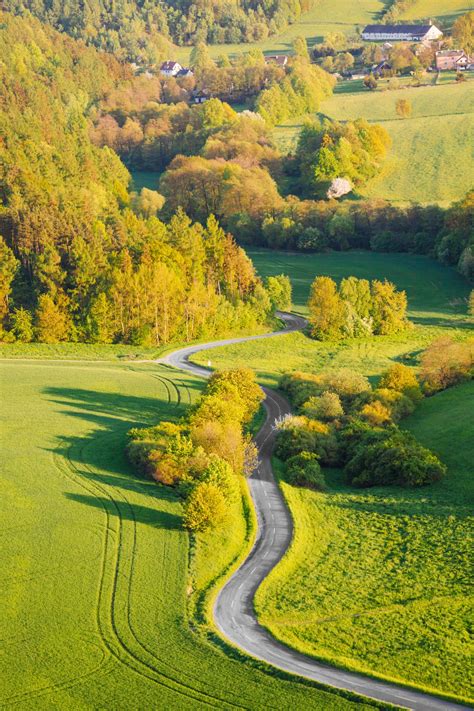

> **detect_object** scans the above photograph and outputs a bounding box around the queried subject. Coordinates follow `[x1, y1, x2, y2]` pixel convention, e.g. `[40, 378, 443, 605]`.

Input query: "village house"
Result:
[160, 61, 183, 77]
[361, 24, 442, 42]
[435, 49, 472, 71]
[264, 54, 289, 67]
[176, 67, 194, 78]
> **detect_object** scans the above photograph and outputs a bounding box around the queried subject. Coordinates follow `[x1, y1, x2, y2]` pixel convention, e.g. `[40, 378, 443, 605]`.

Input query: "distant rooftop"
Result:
[362, 24, 433, 34]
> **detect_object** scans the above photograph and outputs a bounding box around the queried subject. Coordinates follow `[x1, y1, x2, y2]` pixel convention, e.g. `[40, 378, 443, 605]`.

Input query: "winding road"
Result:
[160, 313, 463, 711]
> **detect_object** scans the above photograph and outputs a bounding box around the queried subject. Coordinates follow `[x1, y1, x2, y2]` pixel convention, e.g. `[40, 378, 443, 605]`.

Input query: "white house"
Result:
[435, 50, 472, 70]
[160, 61, 183, 77]
[361, 24, 442, 42]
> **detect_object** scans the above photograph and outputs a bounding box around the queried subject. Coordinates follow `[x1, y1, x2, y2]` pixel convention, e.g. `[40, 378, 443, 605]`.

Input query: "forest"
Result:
[3, 0, 314, 60]
[0, 13, 277, 345]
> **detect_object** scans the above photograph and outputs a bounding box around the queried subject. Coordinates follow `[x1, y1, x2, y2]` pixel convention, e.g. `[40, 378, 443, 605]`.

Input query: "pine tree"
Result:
[35, 292, 70, 343]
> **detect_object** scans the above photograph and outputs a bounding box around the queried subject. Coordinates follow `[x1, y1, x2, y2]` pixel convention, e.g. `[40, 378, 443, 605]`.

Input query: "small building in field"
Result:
[264, 54, 289, 67]
[361, 24, 442, 42]
[435, 50, 471, 71]
[160, 61, 183, 77]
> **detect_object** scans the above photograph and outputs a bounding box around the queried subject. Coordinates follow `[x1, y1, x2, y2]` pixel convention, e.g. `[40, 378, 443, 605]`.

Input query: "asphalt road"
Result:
[160, 313, 464, 711]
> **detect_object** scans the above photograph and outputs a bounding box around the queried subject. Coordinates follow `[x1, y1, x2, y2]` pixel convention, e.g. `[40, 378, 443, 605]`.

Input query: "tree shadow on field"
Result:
[65, 493, 182, 530]
[42, 385, 187, 528]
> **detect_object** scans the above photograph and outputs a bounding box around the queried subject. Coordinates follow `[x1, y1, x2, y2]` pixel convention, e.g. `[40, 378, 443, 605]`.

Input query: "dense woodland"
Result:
[3, 0, 314, 60]
[1, 11, 473, 347]
[0, 13, 274, 345]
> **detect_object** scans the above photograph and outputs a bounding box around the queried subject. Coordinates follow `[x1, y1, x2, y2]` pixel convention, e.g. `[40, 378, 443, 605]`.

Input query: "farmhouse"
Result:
[435, 50, 471, 71]
[160, 60, 182, 77]
[361, 24, 442, 42]
[264, 54, 289, 67]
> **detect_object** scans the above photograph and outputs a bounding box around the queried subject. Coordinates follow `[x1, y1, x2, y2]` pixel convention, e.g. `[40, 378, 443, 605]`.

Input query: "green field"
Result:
[400, 0, 472, 23]
[274, 80, 474, 204]
[174, 0, 386, 63]
[192, 250, 471, 387]
[190, 249, 473, 699]
[1, 358, 374, 709]
[255, 382, 474, 701]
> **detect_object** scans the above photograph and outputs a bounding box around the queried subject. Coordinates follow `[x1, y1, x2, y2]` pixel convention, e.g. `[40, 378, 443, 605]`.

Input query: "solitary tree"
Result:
[396, 98, 412, 119]
[364, 74, 378, 91]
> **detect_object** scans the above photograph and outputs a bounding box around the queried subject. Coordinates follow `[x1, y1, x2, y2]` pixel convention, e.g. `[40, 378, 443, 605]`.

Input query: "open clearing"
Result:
[193, 250, 471, 388]
[274, 80, 474, 204]
[191, 249, 473, 698]
[0, 358, 371, 709]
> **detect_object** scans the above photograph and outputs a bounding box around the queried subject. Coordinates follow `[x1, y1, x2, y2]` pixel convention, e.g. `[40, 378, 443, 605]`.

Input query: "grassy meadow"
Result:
[191, 249, 473, 698]
[400, 0, 472, 23]
[192, 250, 471, 388]
[1, 358, 376, 709]
[274, 80, 474, 204]
[255, 381, 474, 701]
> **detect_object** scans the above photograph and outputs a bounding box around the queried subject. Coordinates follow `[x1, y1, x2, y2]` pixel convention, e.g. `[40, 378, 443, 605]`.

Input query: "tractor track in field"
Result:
[161, 311, 465, 711]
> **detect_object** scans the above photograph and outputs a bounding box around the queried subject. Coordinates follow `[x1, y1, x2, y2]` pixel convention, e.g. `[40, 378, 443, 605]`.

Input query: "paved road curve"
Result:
[160, 313, 463, 711]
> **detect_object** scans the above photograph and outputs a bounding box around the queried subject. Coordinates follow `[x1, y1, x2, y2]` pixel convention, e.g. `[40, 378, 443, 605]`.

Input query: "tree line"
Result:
[3, 0, 315, 62]
[308, 276, 409, 340]
[127, 368, 264, 531]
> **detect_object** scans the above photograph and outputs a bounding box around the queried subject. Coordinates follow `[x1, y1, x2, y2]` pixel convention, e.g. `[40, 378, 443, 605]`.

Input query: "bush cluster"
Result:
[308, 275, 409, 341]
[127, 368, 264, 531]
[277, 362, 446, 489]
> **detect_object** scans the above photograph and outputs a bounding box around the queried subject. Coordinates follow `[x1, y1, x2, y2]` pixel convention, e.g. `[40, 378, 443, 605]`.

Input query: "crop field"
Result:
[192, 250, 471, 387]
[0, 358, 371, 709]
[274, 80, 474, 204]
[174, 0, 386, 63]
[255, 382, 474, 701]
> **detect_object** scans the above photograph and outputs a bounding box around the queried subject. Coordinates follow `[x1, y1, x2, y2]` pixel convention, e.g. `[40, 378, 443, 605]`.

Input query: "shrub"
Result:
[345, 432, 446, 487]
[301, 391, 343, 420]
[321, 368, 371, 405]
[338, 419, 390, 465]
[286, 451, 326, 490]
[183, 482, 228, 531]
[206, 368, 264, 423]
[372, 388, 416, 422]
[275, 415, 340, 466]
[360, 400, 392, 426]
[420, 337, 474, 394]
[379, 363, 422, 402]
[199, 456, 240, 502]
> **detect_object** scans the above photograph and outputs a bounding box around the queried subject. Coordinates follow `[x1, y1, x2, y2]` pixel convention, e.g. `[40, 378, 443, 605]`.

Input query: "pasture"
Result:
[274, 80, 474, 204]
[400, 0, 471, 23]
[255, 382, 474, 701]
[0, 359, 369, 709]
[192, 250, 471, 387]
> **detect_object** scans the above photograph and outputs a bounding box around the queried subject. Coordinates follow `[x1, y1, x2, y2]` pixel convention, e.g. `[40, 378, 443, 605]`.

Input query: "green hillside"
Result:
[274, 80, 474, 205]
